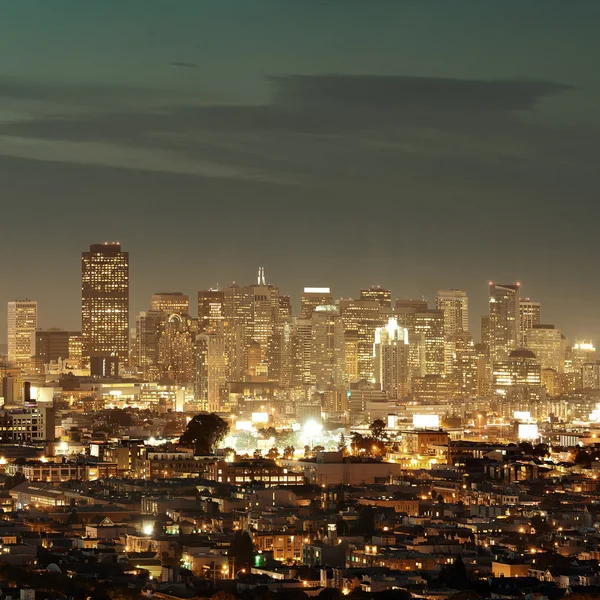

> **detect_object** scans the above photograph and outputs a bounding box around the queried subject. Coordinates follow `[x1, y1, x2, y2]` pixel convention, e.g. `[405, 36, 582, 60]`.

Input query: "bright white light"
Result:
[518, 423, 539, 441]
[514, 411, 531, 422]
[235, 421, 253, 431]
[413, 414, 440, 429]
[303, 420, 323, 437]
[304, 287, 330, 294]
[251, 412, 269, 423]
[143, 524, 154, 536]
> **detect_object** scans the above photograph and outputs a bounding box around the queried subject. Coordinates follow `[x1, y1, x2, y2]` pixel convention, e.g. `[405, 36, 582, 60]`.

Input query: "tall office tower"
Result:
[566, 341, 596, 373]
[33, 329, 71, 364]
[278, 295, 292, 319]
[488, 283, 520, 364]
[249, 276, 280, 375]
[68, 333, 83, 367]
[158, 313, 196, 384]
[7, 300, 38, 370]
[151, 292, 189, 315]
[339, 298, 387, 380]
[344, 330, 359, 384]
[373, 317, 410, 399]
[301, 287, 333, 319]
[519, 299, 541, 346]
[582, 362, 600, 390]
[222, 283, 252, 381]
[268, 320, 294, 387]
[493, 348, 542, 405]
[414, 309, 445, 375]
[451, 332, 480, 397]
[436, 289, 468, 336]
[291, 318, 313, 386]
[195, 326, 227, 412]
[481, 316, 491, 348]
[360, 286, 391, 308]
[135, 310, 163, 379]
[394, 299, 428, 332]
[81, 243, 129, 365]
[197, 290, 224, 334]
[524, 324, 564, 373]
[310, 305, 346, 391]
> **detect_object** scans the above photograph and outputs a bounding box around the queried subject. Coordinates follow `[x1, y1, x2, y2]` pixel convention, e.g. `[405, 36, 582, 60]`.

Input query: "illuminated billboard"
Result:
[413, 414, 440, 429]
[518, 423, 539, 441]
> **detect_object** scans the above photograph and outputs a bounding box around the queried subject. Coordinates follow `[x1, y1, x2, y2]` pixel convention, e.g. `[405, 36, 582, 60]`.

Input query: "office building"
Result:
[394, 299, 428, 332]
[524, 324, 564, 373]
[373, 317, 410, 399]
[33, 329, 78, 365]
[436, 289, 468, 336]
[310, 305, 346, 391]
[360, 286, 391, 308]
[301, 287, 333, 319]
[7, 300, 37, 370]
[414, 309, 445, 375]
[196, 328, 227, 412]
[519, 299, 541, 346]
[488, 283, 520, 364]
[197, 289, 225, 333]
[81, 243, 129, 365]
[151, 292, 189, 315]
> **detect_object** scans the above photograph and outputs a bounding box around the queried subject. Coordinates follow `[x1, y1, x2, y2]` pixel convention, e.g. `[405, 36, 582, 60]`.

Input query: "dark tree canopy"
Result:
[370, 419, 386, 440]
[180, 413, 229, 454]
[228, 530, 254, 572]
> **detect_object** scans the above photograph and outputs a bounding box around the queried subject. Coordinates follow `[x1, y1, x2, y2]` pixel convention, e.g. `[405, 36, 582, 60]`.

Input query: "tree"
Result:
[253, 449, 263, 459]
[370, 419, 386, 441]
[180, 413, 229, 454]
[266, 447, 280, 460]
[228, 530, 254, 572]
[338, 433, 347, 453]
[356, 505, 375, 536]
[283, 446, 295, 459]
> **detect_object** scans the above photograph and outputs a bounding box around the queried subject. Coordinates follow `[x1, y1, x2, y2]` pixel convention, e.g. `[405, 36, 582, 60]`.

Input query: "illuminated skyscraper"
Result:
[488, 283, 520, 364]
[310, 305, 346, 391]
[197, 290, 224, 333]
[360, 286, 391, 308]
[151, 292, 189, 315]
[135, 310, 163, 379]
[339, 298, 387, 380]
[394, 299, 428, 332]
[373, 317, 410, 398]
[7, 300, 37, 370]
[519, 299, 541, 346]
[301, 287, 333, 319]
[524, 324, 564, 373]
[81, 243, 129, 365]
[414, 309, 445, 375]
[195, 326, 227, 412]
[436, 289, 468, 335]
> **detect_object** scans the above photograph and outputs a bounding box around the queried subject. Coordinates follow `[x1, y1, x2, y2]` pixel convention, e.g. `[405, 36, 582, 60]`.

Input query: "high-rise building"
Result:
[151, 292, 189, 315]
[135, 310, 163, 379]
[197, 290, 225, 334]
[158, 313, 196, 384]
[310, 305, 346, 391]
[195, 327, 227, 412]
[436, 289, 468, 336]
[493, 348, 542, 404]
[34, 329, 79, 364]
[524, 324, 564, 373]
[519, 299, 541, 346]
[339, 298, 387, 380]
[360, 286, 391, 308]
[7, 300, 37, 370]
[488, 283, 520, 364]
[394, 299, 428, 332]
[414, 309, 445, 375]
[373, 317, 410, 399]
[81, 243, 129, 365]
[301, 288, 333, 319]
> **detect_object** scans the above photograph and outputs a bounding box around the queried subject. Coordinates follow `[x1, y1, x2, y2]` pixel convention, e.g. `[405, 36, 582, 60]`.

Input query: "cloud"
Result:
[170, 61, 200, 69]
[0, 73, 582, 183]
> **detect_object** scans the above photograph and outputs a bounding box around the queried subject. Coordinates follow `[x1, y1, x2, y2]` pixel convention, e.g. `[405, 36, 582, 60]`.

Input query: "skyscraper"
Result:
[310, 305, 346, 391]
[196, 326, 227, 412]
[519, 299, 541, 346]
[301, 287, 333, 319]
[524, 324, 564, 373]
[414, 309, 445, 375]
[151, 292, 189, 315]
[197, 290, 225, 333]
[373, 317, 410, 398]
[488, 283, 520, 364]
[7, 300, 37, 370]
[81, 243, 129, 366]
[360, 286, 391, 308]
[436, 289, 468, 336]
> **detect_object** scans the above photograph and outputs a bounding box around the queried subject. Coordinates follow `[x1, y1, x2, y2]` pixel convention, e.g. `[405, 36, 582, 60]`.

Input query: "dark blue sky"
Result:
[1, 0, 599, 341]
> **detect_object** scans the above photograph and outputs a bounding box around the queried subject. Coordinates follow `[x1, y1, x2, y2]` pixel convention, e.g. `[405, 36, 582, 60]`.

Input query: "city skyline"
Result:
[1, 1, 599, 344]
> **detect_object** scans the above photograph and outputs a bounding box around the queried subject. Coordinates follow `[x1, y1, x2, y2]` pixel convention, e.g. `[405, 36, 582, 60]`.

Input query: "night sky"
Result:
[1, 1, 599, 342]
